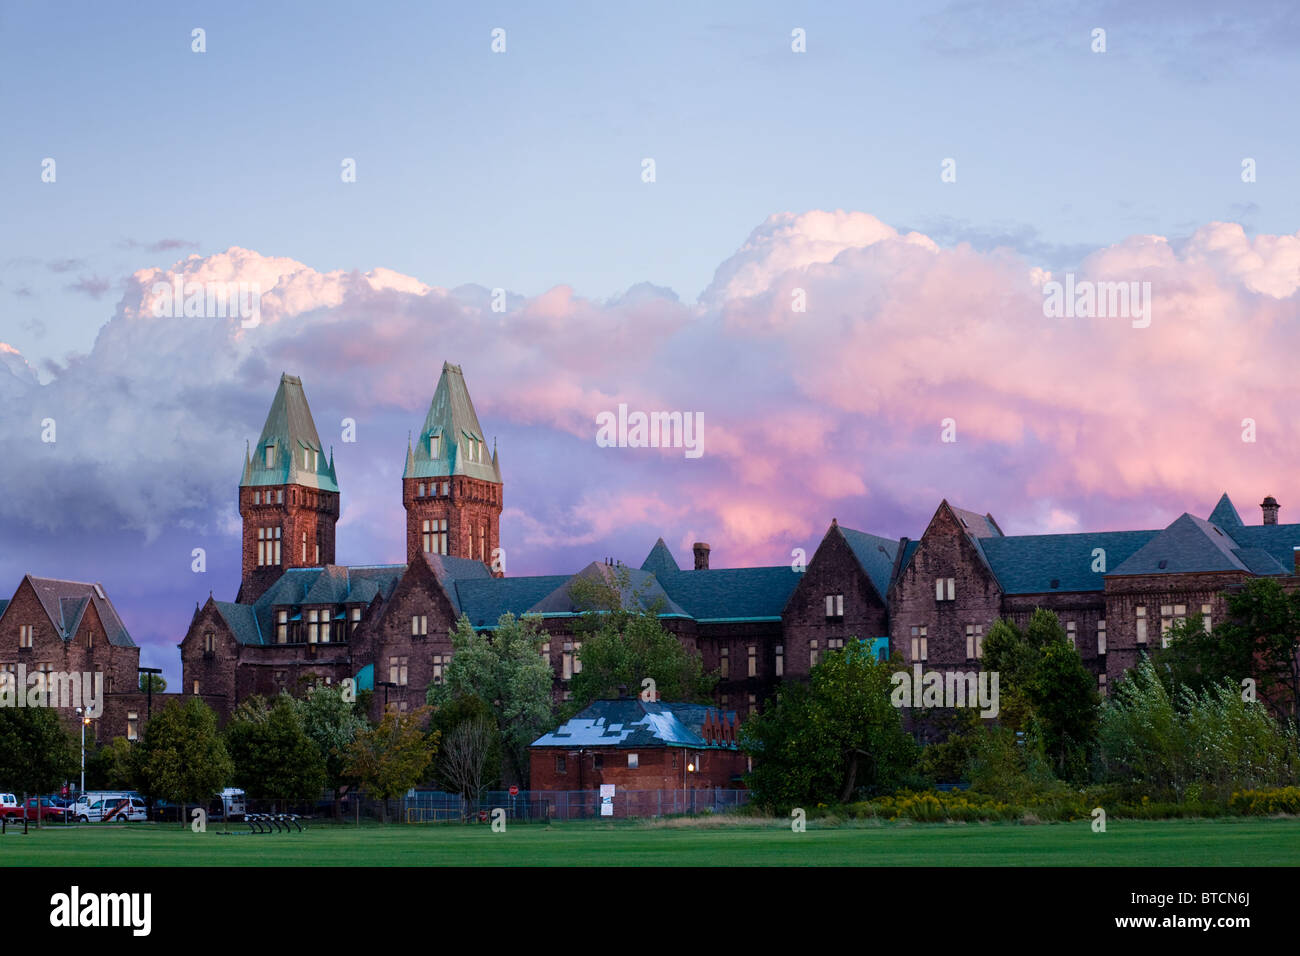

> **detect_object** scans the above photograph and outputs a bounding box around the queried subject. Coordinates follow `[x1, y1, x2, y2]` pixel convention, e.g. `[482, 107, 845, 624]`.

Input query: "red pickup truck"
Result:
[18, 797, 70, 822]
[0, 793, 19, 819]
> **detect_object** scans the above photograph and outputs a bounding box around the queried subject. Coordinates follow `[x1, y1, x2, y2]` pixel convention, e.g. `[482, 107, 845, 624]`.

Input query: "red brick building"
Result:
[528, 698, 748, 797]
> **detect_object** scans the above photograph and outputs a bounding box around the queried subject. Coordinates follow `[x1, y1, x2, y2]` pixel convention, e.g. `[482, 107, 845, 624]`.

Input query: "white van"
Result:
[217, 788, 246, 821]
[70, 791, 138, 822]
[79, 796, 147, 823]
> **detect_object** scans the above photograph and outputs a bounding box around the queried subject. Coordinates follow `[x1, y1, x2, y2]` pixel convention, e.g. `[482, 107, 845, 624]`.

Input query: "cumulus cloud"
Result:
[2, 212, 1299, 588]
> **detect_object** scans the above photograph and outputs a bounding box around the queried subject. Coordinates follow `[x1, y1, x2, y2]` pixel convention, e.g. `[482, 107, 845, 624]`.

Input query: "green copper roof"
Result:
[404, 362, 501, 483]
[241, 373, 339, 492]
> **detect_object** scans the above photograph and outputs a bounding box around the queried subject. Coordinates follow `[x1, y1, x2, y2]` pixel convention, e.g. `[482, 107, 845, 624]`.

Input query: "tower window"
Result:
[265, 445, 274, 468]
[253, 491, 260, 505]
[418, 482, 425, 497]
[302, 531, 308, 563]
[430, 435, 440, 458]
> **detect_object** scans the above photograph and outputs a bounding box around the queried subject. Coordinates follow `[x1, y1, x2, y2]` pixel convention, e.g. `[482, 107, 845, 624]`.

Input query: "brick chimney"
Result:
[1262, 496, 1280, 525]
[693, 542, 710, 570]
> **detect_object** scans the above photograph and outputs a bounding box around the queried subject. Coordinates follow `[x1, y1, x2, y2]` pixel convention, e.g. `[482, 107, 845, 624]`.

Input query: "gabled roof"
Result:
[1111, 514, 1253, 576]
[979, 530, 1157, 594]
[839, 527, 900, 602]
[531, 699, 739, 749]
[527, 563, 689, 618]
[640, 538, 681, 577]
[241, 373, 339, 492]
[16, 576, 135, 646]
[1208, 493, 1244, 530]
[952, 507, 1002, 538]
[405, 362, 501, 483]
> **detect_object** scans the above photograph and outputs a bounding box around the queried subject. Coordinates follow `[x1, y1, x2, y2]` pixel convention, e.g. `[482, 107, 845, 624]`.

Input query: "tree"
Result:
[981, 609, 1098, 781]
[428, 613, 554, 787]
[136, 697, 232, 825]
[0, 708, 78, 808]
[86, 736, 140, 791]
[1155, 579, 1300, 721]
[430, 693, 501, 802]
[225, 693, 326, 805]
[438, 717, 496, 818]
[138, 673, 167, 693]
[740, 642, 917, 810]
[569, 603, 714, 712]
[344, 706, 437, 823]
[1098, 657, 1299, 798]
[292, 684, 369, 817]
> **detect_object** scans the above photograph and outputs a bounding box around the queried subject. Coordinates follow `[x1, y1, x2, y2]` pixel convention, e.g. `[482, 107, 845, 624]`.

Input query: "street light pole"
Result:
[75, 706, 86, 795]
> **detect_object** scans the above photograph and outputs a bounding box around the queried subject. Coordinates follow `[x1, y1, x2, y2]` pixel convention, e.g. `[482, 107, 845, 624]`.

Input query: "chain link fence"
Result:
[402, 788, 750, 823]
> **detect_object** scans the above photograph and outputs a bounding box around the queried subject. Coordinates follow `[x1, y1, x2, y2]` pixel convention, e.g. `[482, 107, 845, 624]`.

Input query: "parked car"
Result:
[77, 796, 147, 823]
[0, 793, 19, 819]
[69, 791, 138, 822]
[19, 797, 70, 821]
[217, 788, 246, 821]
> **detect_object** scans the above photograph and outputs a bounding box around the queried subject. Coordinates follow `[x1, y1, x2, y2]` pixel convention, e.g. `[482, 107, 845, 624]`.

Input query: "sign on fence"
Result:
[600, 784, 615, 817]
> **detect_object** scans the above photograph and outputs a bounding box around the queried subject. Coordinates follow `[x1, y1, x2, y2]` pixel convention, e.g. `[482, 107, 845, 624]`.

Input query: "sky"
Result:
[2, 1, 1299, 683]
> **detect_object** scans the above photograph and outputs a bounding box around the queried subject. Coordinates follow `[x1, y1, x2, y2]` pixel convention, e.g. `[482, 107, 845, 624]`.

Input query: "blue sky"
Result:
[6, 1, 1299, 373]
[1, 1, 1298, 682]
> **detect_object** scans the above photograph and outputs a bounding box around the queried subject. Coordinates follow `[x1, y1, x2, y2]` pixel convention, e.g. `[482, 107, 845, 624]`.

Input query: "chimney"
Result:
[1262, 496, 1280, 526]
[693, 542, 711, 570]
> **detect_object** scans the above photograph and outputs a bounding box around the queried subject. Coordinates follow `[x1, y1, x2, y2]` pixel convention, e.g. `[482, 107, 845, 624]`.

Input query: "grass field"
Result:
[2, 816, 1298, 866]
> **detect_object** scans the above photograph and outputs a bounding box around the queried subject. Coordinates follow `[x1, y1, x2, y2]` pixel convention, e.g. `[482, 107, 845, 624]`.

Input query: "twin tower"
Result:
[236, 362, 503, 602]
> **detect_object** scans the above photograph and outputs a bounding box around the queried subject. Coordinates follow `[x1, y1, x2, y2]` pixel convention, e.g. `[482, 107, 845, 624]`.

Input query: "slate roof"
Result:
[527, 562, 690, 618]
[214, 565, 406, 645]
[839, 526, 900, 602]
[405, 362, 501, 483]
[640, 537, 680, 577]
[979, 530, 1157, 594]
[1208, 493, 1244, 530]
[531, 698, 739, 749]
[453, 575, 573, 628]
[1110, 514, 1255, 576]
[10, 576, 135, 646]
[241, 373, 339, 492]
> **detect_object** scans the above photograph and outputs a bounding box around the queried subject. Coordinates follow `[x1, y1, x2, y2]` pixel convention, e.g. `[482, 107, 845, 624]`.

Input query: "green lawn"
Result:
[2, 817, 1298, 866]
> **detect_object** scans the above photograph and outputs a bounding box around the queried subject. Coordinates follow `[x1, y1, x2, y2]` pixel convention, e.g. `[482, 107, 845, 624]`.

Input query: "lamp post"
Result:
[75, 706, 89, 796]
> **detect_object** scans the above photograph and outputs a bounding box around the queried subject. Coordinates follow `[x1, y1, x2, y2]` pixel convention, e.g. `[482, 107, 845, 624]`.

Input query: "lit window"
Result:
[19, 625, 33, 648]
[1136, 606, 1147, 645]
[192, 680, 200, 695]
[412, 615, 427, 637]
[809, 640, 819, 669]
[1097, 620, 1107, 655]
[540, 641, 550, 664]
[824, 594, 844, 618]
[1201, 604, 1212, 633]
[127, 712, 139, 741]
[966, 623, 983, 659]
[350, 607, 361, 633]
[747, 645, 757, 677]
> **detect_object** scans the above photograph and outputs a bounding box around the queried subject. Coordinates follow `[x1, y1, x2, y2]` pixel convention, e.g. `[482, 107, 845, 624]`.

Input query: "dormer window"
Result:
[430, 435, 440, 458]
[265, 444, 274, 468]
